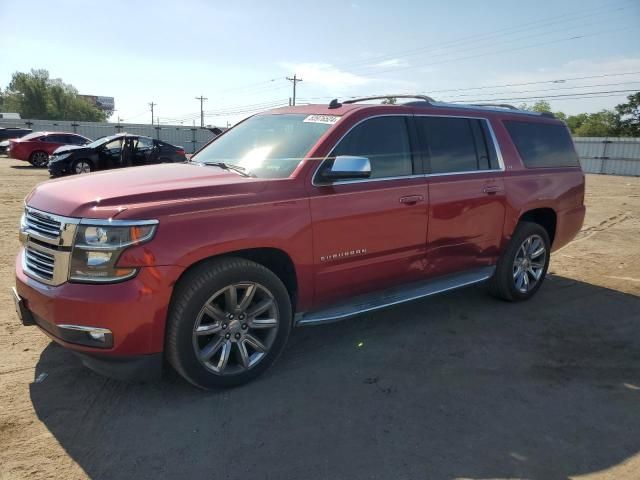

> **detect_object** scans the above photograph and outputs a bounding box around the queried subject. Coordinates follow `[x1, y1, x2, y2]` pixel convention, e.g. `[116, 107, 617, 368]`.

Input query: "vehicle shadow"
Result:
[9, 165, 37, 169]
[30, 275, 640, 480]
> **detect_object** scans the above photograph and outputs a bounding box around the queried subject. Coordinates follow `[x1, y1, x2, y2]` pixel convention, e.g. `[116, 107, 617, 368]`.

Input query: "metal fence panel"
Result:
[573, 137, 640, 176]
[0, 118, 217, 153]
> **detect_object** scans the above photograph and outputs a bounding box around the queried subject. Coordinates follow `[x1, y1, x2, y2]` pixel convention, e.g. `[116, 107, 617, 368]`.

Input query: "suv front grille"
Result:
[25, 209, 62, 239]
[24, 246, 55, 281]
[21, 207, 79, 286]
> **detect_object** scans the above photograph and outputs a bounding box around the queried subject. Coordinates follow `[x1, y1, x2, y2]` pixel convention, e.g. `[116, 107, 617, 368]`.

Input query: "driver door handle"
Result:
[399, 195, 424, 205]
[483, 185, 503, 195]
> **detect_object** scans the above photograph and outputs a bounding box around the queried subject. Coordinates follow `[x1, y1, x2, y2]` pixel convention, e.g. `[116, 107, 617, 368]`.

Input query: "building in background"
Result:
[79, 95, 115, 116]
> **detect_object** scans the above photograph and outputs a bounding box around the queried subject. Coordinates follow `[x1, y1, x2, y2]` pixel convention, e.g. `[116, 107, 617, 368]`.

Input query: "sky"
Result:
[1, 0, 639, 126]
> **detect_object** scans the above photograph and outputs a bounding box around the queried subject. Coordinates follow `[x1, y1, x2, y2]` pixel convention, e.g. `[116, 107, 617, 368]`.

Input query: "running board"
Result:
[296, 266, 495, 326]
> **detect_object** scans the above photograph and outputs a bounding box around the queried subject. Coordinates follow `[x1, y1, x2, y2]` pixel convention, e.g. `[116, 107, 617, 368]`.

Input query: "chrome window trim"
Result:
[311, 114, 415, 187]
[311, 113, 506, 187]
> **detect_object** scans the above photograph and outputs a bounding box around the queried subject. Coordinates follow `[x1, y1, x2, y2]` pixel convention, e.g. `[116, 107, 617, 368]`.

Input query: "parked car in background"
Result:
[0, 127, 32, 142]
[14, 96, 585, 389]
[0, 127, 33, 154]
[8, 132, 91, 167]
[48, 133, 187, 176]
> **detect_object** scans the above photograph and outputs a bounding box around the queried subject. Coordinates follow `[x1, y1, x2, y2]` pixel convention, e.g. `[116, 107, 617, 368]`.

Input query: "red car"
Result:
[14, 95, 585, 389]
[8, 131, 91, 167]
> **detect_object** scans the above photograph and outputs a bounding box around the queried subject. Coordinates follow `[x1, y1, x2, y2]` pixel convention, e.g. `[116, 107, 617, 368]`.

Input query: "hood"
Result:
[52, 144, 90, 155]
[0, 140, 9, 147]
[26, 163, 269, 219]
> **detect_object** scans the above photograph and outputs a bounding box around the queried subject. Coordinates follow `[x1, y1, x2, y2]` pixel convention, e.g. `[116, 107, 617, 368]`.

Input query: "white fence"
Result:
[0, 118, 219, 154]
[573, 137, 640, 176]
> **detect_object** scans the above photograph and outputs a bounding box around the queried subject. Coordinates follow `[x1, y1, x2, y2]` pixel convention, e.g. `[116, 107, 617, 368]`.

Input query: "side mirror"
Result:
[323, 155, 371, 181]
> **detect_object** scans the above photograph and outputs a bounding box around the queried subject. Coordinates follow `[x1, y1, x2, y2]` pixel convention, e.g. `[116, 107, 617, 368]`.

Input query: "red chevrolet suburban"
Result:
[13, 96, 586, 389]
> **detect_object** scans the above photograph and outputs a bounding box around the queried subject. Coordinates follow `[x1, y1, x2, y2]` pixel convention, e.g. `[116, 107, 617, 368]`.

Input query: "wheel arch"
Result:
[519, 207, 557, 246]
[173, 247, 299, 312]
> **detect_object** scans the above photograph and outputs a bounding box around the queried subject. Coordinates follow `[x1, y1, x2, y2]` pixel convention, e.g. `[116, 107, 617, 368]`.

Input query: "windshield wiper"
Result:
[201, 161, 254, 177]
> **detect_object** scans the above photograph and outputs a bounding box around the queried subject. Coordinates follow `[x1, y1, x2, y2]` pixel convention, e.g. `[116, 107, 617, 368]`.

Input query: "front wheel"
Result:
[490, 221, 550, 301]
[166, 257, 292, 389]
[73, 159, 92, 174]
[29, 150, 49, 167]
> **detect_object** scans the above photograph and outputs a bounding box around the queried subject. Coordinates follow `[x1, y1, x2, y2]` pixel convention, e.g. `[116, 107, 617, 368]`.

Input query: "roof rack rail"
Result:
[469, 102, 556, 118]
[470, 103, 519, 110]
[342, 94, 435, 105]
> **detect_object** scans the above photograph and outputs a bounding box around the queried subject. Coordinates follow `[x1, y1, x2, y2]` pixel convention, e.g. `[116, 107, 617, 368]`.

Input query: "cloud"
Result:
[371, 58, 410, 68]
[279, 62, 373, 89]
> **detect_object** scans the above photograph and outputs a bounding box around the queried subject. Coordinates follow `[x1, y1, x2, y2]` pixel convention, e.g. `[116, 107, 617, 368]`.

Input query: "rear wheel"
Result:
[29, 150, 49, 168]
[73, 159, 92, 174]
[166, 257, 292, 389]
[490, 221, 550, 301]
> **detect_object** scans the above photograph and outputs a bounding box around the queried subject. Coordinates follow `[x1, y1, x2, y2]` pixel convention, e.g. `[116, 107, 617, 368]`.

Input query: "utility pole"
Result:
[148, 102, 156, 125]
[195, 96, 208, 127]
[286, 74, 302, 106]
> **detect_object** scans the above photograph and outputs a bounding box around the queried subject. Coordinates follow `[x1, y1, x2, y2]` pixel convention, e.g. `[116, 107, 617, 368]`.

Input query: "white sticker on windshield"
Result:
[303, 114, 341, 125]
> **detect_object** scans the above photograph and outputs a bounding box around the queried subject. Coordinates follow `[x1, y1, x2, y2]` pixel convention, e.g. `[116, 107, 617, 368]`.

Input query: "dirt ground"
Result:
[0, 157, 638, 480]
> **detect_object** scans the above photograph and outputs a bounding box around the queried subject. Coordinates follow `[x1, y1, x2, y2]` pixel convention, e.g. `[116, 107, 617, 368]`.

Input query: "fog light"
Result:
[88, 330, 106, 342]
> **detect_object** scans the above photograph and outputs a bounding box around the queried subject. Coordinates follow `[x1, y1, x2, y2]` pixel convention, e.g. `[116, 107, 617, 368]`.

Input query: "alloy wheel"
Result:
[192, 282, 279, 375]
[32, 151, 49, 167]
[512, 234, 547, 293]
[74, 161, 91, 174]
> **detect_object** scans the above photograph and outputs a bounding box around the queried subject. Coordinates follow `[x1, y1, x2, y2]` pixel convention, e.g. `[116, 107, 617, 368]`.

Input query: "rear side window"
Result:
[417, 117, 498, 174]
[504, 121, 579, 168]
[331, 116, 413, 178]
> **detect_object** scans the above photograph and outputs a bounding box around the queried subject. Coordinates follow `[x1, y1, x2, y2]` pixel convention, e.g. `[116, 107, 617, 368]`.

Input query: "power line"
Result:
[334, 0, 635, 72]
[448, 88, 639, 103]
[357, 25, 636, 78]
[340, 1, 636, 75]
[296, 71, 640, 103]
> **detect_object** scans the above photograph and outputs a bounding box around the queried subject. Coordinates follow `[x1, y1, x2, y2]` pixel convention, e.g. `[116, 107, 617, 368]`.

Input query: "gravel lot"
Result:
[1, 157, 639, 480]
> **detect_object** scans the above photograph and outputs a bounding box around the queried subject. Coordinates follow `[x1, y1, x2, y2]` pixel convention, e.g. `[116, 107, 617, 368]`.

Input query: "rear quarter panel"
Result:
[491, 117, 585, 251]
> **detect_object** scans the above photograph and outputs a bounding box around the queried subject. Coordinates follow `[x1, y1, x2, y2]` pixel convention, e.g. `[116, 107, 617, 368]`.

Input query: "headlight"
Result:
[69, 220, 157, 283]
[51, 153, 71, 162]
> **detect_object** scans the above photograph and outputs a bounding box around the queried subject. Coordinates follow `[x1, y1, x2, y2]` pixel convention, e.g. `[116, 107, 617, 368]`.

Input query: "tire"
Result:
[489, 221, 551, 302]
[72, 159, 92, 174]
[166, 257, 292, 389]
[29, 150, 49, 168]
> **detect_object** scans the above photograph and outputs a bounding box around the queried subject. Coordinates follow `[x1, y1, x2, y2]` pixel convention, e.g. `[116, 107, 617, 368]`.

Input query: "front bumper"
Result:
[48, 160, 69, 176]
[15, 254, 184, 378]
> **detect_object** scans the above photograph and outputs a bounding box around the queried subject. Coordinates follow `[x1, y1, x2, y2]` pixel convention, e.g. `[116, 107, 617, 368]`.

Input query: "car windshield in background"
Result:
[19, 132, 44, 141]
[192, 114, 336, 178]
[86, 136, 119, 149]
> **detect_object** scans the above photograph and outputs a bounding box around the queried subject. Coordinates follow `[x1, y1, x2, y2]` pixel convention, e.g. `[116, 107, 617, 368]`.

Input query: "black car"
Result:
[48, 133, 187, 176]
[0, 127, 32, 154]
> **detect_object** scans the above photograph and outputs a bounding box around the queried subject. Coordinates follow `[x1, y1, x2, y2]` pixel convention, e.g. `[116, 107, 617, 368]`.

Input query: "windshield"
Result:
[192, 114, 336, 178]
[86, 136, 120, 149]
[20, 132, 45, 141]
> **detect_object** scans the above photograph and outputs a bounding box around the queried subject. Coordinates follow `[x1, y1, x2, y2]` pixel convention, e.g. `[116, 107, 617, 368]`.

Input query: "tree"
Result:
[381, 97, 397, 104]
[2, 69, 107, 121]
[573, 110, 620, 137]
[615, 92, 640, 136]
[518, 100, 552, 112]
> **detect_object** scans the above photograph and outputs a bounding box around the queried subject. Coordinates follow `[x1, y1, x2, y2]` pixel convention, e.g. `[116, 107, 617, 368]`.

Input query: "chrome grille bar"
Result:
[21, 207, 79, 286]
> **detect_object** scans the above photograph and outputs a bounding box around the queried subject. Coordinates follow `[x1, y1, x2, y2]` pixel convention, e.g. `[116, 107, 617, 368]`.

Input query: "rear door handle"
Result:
[399, 195, 424, 204]
[483, 185, 502, 195]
